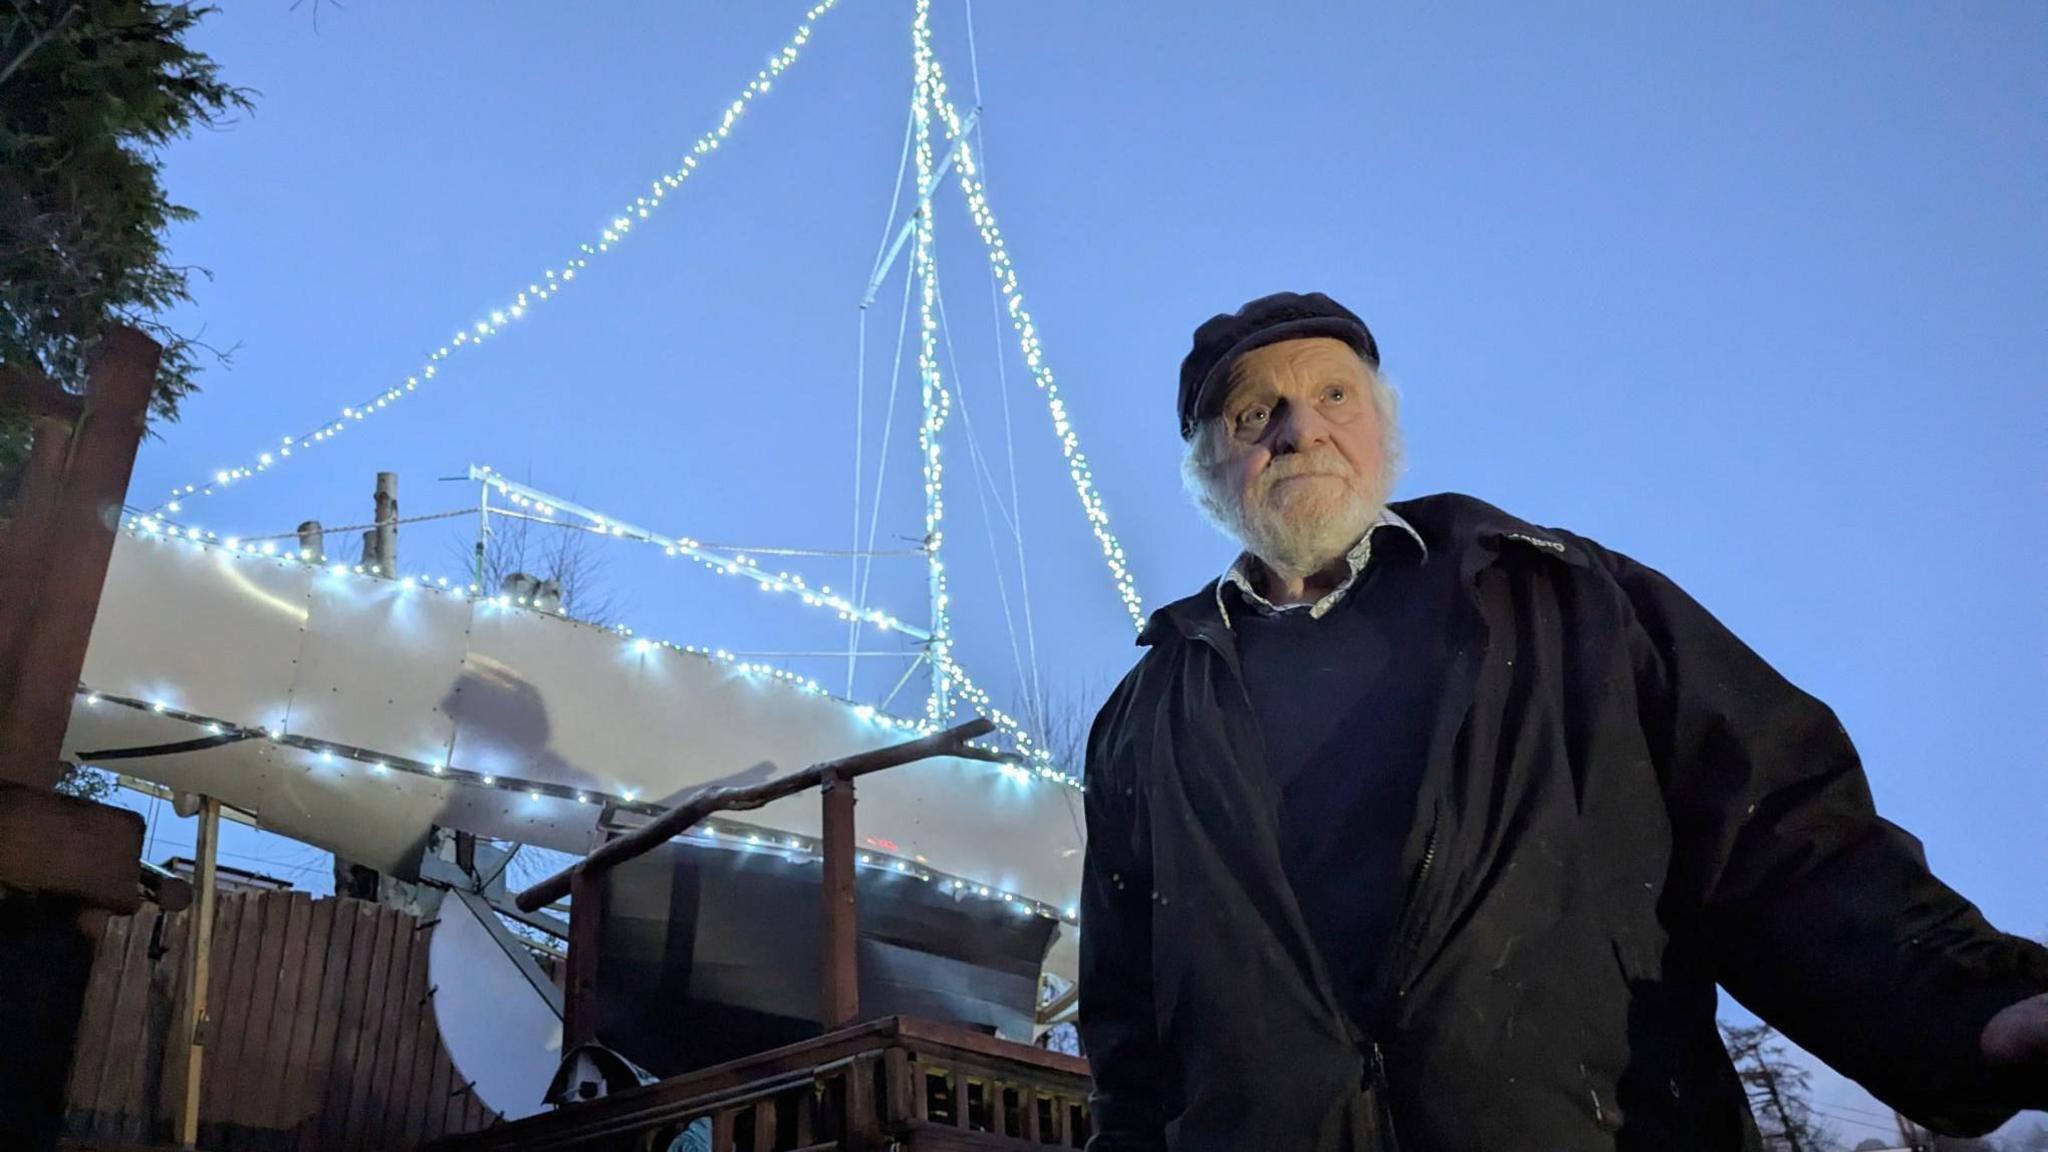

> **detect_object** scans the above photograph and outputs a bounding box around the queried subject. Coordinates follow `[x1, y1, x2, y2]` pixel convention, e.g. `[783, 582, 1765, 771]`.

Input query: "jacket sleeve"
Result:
[1077, 677, 1169, 1152]
[1594, 542, 2048, 1135]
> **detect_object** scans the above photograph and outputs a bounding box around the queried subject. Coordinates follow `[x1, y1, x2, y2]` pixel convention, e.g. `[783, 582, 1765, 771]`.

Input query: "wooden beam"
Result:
[0, 359, 85, 421]
[562, 865, 606, 1053]
[0, 780, 143, 910]
[0, 416, 73, 728]
[170, 795, 219, 1150]
[820, 770, 858, 1029]
[0, 325, 161, 791]
[513, 717, 994, 913]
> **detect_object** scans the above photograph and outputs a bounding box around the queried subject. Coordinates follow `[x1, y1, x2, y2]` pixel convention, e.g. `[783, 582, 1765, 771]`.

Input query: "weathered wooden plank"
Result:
[196, 892, 248, 1149]
[444, 1041, 478, 1139]
[62, 908, 133, 1132]
[313, 900, 381, 1152]
[350, 905, 409, 1151]
[150, 902, 195, 1136]
[209, 889, 271, 1146]
[237, 891, 312, 1151]
[293, 898, 355, 1152]
[372, 914, 431, 1151]
[220, 891, 296, 1149]
[422, 1038, 453, 1144]
[89, 906, 154, 1140]
[336, 904, 400, 1152]
[752, 1096, 778, 1152]
[399, 933, 443, 1150]
[710, 1107, 735, 1152]
[111, 904, 167, 1145]
[273, 897, 334, 1152]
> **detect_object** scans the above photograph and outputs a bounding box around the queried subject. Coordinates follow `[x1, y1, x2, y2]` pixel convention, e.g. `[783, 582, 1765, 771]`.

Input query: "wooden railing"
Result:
[430, 1016, 1092, 1152]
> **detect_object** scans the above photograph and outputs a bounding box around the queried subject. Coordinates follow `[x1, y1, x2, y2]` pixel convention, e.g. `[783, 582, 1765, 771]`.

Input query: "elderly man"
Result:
[1077, 291, 2048, 1151]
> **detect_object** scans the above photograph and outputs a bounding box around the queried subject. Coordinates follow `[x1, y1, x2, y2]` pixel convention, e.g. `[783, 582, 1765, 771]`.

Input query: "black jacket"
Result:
[1078, 493, 2047, 1151]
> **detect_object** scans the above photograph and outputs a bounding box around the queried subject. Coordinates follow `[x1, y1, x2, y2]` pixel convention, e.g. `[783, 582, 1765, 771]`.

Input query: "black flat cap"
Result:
[1178, 291, 1379, 440]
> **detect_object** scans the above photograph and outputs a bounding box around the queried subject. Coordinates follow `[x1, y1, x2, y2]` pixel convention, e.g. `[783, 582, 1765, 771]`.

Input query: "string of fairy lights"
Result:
[72, 682, 1074, 925]
[122, 479, 1075, 789]
[911, 10, 955, 724]
[143, 0, 843, 514]
[112, 6, 1133, 821]
[475, 467, 933, 641]
[471, 468, 1068, 782]
[910, 0, 1146, 633]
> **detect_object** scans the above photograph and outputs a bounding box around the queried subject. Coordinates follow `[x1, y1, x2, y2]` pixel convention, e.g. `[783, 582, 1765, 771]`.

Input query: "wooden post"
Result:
[562, 865, 606, 1052]
[821, 770, 858, 1029]
[296, 520, 325, 563]
[0, 415, 73, 722]
[0, 329, 160, 1149]
[0, 326, 161, 789]
[171, 796, 220, 1150]
[373, 471, 399, 574]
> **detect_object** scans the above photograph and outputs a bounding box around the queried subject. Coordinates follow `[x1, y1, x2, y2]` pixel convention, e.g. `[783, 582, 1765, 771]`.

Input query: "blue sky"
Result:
[118, 2, 2042, 1139]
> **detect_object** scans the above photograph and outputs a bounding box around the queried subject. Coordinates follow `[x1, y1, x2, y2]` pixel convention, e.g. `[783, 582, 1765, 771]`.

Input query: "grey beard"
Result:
[1217, 457, 1394, 580]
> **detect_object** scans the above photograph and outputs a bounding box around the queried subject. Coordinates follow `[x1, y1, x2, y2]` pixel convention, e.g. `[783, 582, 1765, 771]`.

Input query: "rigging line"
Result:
[866, 92, 921, 286]
[485, 506, 924, 557]
[722, 650, 922, 659]
[933, 279, 1036, 714]
[850, 241, 921, 670]
[964, 0, 985, 109]
[851, 95, 917, 693]
[129, 505, 478, 543]
[957, 41, 1048, 739]
[851, 291, 868, 692]
[879, 651, 930, 713]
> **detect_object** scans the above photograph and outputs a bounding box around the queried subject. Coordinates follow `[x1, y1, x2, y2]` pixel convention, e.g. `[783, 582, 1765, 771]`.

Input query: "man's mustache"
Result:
[1256, 453, 1351, 491]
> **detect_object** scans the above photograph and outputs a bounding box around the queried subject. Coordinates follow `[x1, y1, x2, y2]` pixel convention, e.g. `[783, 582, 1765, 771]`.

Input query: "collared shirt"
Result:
[1215, 507, 1428, 629]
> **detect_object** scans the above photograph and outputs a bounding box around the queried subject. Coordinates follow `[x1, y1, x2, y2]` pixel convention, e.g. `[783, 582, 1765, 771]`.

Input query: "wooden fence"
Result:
[64, 890, 500, 1150]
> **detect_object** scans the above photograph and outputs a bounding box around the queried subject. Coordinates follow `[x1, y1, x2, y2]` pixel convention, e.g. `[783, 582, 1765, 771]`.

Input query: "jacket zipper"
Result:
[1393, 822, 1440, 999]
[1198, 625, 1417, 1148]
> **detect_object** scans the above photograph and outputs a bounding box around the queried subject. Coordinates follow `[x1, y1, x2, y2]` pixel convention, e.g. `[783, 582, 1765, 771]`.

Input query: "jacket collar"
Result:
[1213, 507, 1428, 628]
[1141, 492, 1585, 650]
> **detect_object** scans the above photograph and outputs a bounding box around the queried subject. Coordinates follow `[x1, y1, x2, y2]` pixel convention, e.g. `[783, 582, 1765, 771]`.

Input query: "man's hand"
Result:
[1981, 992, 2048, 1070]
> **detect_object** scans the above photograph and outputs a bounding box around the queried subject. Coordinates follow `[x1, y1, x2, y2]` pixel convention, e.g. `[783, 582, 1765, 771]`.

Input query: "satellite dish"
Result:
[428, 893, 561, 1120]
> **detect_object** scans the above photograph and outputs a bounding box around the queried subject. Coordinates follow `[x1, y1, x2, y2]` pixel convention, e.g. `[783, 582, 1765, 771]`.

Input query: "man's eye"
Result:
[1236, 406, 1270, 429]
[1323, 385, 1348, 404]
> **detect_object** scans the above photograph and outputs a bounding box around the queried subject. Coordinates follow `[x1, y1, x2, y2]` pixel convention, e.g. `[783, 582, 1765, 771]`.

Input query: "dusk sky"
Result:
[112, 3, 2042, 1139]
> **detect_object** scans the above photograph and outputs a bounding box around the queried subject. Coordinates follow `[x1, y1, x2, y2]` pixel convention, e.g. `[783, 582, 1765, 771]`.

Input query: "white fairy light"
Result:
[910, 7, 955, 725]
[471, 467, 935, 641]
[911, 2, 1145, 630]
[77, 682, 1070, 918]
[148, 0, 844, 512]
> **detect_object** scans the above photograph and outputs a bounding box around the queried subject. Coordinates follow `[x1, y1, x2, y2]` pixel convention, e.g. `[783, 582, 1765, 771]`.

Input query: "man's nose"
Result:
[1270, 398, 1332, 453]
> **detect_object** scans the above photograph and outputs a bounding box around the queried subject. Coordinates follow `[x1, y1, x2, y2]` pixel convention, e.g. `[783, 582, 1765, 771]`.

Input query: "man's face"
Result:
[1208, 336, 1390, 572]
